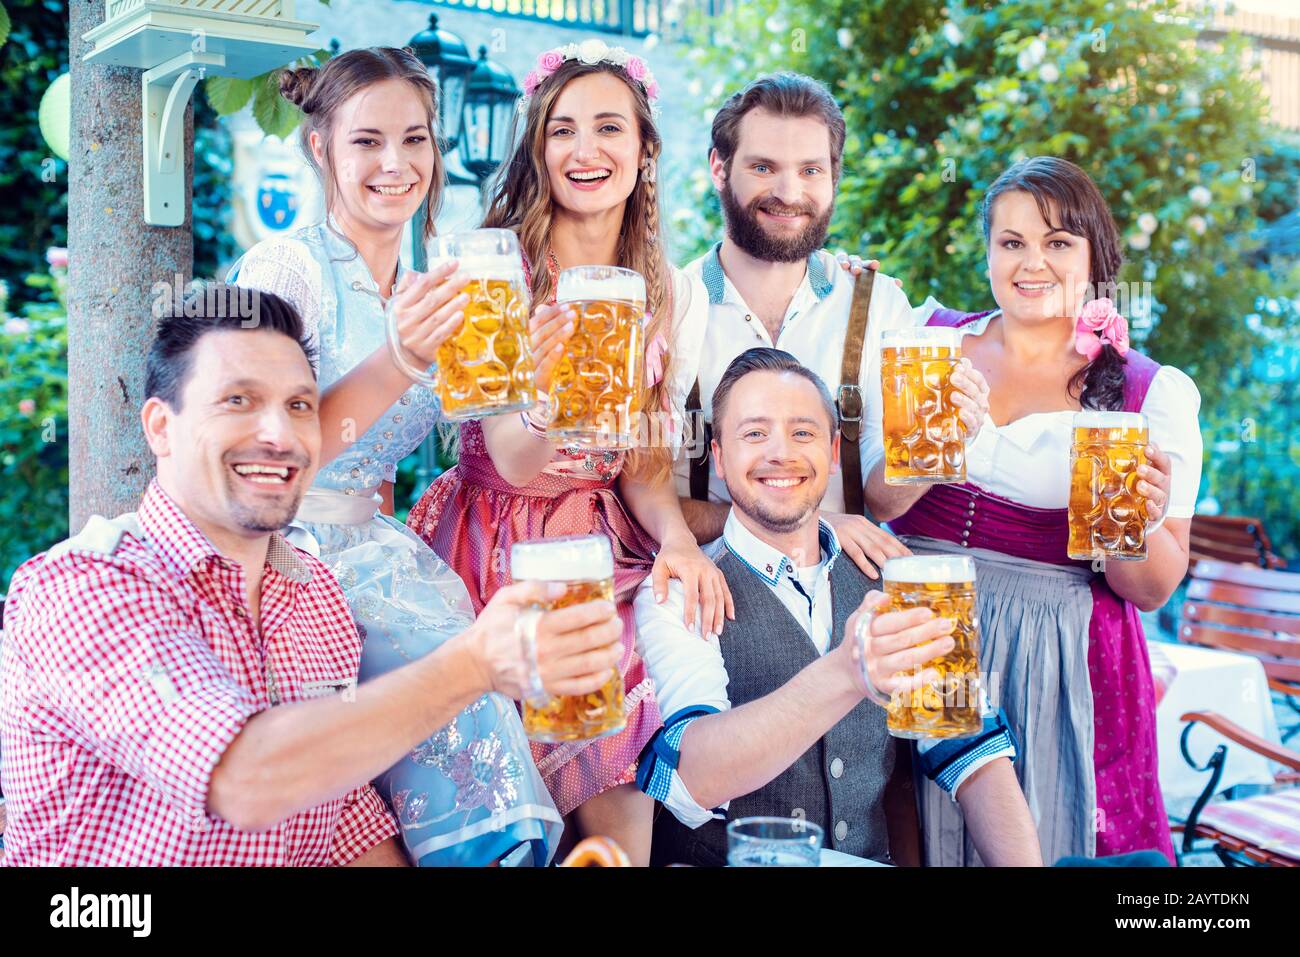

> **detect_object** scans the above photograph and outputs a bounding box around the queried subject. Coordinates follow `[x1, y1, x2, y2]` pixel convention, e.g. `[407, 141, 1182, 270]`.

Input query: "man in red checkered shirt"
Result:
[0, 287, 622, 866]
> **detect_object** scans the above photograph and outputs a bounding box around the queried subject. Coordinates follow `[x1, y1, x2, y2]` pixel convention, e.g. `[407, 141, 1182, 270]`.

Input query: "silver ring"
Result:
[515, 607, 549, 707]
[851, 609, 891, 708]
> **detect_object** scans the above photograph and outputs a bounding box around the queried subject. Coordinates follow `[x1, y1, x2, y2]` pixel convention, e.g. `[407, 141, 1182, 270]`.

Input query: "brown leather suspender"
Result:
[686, 378, 711, 501]
[837, 271, 877, 517]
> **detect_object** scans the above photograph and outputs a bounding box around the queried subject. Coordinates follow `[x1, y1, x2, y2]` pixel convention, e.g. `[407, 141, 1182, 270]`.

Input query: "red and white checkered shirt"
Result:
[0, 480, 397, 866]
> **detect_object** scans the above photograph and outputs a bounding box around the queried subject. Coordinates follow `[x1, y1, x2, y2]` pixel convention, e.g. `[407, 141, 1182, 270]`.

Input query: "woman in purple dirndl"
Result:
[867, 158, 1202, 865]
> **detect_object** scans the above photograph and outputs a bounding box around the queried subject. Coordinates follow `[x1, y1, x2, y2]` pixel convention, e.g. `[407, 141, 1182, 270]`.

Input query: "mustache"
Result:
[751, 198, 818, 217]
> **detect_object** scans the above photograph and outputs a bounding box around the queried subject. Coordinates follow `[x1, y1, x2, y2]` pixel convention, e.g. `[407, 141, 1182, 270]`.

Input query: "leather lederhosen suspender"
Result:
[837, 271, 877, 517]
[686, 378, 711, 501]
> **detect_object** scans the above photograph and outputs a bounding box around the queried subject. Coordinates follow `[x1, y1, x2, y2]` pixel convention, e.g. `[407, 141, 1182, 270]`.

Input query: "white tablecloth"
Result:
[1149, 640, 1282, 813]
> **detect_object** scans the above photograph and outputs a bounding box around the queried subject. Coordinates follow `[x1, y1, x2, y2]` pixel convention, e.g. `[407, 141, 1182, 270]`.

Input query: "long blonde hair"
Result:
[483, 59, 674, 479]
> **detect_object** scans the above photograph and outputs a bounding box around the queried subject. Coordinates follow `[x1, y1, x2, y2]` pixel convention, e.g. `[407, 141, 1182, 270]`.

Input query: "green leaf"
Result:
[204, 75, 255, 115]
[0, 3, 10, 49]
[252, 72, 303, 140]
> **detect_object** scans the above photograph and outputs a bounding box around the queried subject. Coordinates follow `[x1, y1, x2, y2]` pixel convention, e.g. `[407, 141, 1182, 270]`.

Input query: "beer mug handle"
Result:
[384, 296, 440, 390]
[515, 606, 550, 708]
[851, 610, 891, 708]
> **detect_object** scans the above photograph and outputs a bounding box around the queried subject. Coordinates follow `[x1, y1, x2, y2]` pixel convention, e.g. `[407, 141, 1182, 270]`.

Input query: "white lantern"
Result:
[82, 0, 319, 227]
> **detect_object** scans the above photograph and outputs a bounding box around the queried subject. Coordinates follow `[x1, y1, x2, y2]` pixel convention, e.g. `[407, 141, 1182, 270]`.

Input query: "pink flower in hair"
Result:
[644, 79, 660, 101]
[1074, 297, 1130, 360]
[538, 49, 565, 73]
[523, 70, 542, 96]
[624, 56, 647, 82]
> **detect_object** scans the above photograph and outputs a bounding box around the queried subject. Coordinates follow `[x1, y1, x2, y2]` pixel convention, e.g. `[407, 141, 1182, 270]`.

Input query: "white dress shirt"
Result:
[634, 509, 1014, 828]
[669, 244, 917, 513]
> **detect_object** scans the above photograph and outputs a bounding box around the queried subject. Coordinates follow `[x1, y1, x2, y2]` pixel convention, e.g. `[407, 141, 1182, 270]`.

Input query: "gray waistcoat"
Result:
[650, 547, 897, 867]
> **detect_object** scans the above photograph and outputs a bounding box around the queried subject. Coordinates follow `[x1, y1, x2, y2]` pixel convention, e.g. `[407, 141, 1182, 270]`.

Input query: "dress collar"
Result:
[721, 508, 841, 586]
[137, 480, 313, 585]
[701, 241, 834, 307]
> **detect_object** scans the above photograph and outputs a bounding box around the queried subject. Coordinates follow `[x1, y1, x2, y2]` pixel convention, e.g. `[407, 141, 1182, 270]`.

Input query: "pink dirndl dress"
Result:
[891, 307, 1175, 863]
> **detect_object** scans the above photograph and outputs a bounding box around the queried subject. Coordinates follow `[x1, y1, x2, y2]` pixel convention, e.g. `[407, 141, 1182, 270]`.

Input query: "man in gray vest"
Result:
[636, 348, 1041, 866]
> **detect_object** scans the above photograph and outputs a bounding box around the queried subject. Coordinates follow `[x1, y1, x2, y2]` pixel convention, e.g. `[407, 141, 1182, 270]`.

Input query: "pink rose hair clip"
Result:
[520, 39, 661, 117]
[1074, 297, 1131, 361]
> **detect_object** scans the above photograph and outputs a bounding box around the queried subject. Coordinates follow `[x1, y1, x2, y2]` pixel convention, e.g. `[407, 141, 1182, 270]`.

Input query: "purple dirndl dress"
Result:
[890, 307, 1175, 865]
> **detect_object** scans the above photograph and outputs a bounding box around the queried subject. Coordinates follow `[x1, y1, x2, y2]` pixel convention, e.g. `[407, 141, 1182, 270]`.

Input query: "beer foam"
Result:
[555, 267, 646, 306]
[511, 534, 615, 581]
[881, 327, 963, 350]
[441, 254, 525, 283]
[1072, 411, 1147, 430]
[882, 555, 977, 584]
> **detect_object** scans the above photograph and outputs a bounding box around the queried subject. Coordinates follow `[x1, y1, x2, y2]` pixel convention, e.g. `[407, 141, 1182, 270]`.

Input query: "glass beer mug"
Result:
[386, 228, 537, 420]
[881, 555, 982, 739]
[1067, 410, 1150, 561]
[550, 265, 647, 450]
[510, 534, 626, 743]
[880, 327, 966, 486]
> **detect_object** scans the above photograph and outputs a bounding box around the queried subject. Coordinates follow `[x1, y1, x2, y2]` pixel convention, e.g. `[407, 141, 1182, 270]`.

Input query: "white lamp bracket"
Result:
[143, 50, 224, 226]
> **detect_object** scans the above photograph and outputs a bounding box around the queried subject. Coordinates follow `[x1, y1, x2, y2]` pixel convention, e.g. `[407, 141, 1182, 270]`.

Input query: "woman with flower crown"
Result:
[407, 39, 729, 864]
[862, 157, 1202, 865]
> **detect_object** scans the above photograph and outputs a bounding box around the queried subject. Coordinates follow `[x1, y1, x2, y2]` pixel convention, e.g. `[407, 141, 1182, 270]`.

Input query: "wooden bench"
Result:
[1180, 560, 1300, 742]
[1190, 514, 1285, 570]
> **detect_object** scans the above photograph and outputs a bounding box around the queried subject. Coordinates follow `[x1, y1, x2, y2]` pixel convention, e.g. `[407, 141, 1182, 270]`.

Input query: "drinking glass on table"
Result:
[726, 817, 823, 867]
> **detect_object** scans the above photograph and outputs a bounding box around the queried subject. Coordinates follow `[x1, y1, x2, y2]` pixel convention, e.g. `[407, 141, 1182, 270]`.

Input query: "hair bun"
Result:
[279, 66, 319, 110]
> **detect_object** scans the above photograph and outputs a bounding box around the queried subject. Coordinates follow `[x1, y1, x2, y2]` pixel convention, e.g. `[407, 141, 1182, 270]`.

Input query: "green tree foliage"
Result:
[676, 0, 1299, 559]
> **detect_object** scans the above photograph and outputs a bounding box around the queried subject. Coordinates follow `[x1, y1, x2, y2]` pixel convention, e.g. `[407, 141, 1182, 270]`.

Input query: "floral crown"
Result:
[520, 39, 661, 117]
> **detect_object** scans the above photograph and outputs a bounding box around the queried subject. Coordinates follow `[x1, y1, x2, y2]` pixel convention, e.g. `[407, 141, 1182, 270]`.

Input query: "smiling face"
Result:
[711, 108, 835, 263]
[311, 77, 436, 236]
[543, 71, 644, 219]
[143, 329, 320, 544]
[987, 190, 1093, 324]
[713, 369, 840, 536]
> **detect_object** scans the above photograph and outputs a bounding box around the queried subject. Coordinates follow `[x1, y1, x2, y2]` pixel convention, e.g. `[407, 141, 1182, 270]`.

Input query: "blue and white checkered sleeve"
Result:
[636, 707, 726, 827]
[914, 700, 1018, 801]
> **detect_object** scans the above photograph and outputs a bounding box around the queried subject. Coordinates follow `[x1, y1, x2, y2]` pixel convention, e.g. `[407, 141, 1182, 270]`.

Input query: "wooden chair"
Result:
[1172, 711, 1300, 866]
[1189, 514, 1285, 570]
[1180, 560, 1300, 741]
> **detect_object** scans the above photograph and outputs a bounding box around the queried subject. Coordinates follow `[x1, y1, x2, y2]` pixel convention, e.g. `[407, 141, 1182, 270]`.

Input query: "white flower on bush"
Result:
[1017, 38, 1047, 72]
[1189, 185, 1212, 207]
[1128, 232, 1151, 251]
[576, 39, 609, 65]
[1188, 215, 1207, 235]
[4, 317, 30, 335]
[1137, 213, 1158, 234]
[838, 28, 854, 50]
[1039, 63, 1060, 83]
[943, 21, 963, 45]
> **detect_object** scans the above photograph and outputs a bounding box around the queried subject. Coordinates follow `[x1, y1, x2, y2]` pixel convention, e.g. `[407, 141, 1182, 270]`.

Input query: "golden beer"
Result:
[511, 534, 625, 743]
[551, 266, 646, 450]
[881, 555, 982, 739]
[386, 229, 537, 420]
[1067, 411, 1150, 561]
[880, 328, 966, 486]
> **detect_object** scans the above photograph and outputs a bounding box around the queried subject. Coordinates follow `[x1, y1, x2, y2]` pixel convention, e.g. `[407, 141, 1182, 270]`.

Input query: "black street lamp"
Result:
[408, 13, 474, 154]
[460, 45, 521, 184]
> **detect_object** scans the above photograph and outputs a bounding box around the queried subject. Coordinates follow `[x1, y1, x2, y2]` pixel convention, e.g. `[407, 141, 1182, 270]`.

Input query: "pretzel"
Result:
[558, 836, 631, 867]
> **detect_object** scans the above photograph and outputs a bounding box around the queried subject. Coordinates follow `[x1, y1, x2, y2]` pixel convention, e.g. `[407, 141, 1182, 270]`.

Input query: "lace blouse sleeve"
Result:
[230, 239, 324, 360]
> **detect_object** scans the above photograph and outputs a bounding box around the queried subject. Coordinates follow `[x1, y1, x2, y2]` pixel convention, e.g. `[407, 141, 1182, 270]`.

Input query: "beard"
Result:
[726, 478, 821, 536]
[719, 178, 834, 264]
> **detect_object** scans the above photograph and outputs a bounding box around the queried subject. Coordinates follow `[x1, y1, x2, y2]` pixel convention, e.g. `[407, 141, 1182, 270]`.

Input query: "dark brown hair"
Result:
[279, 47, 444, 244]
[712, 347, 839, 433]
[710, 72, 847, 182]
[981, 156, 1126, 410]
